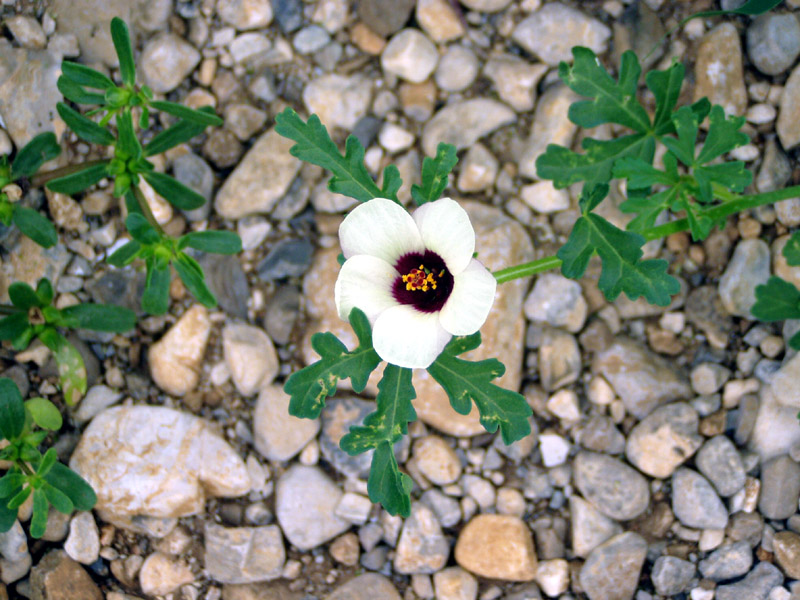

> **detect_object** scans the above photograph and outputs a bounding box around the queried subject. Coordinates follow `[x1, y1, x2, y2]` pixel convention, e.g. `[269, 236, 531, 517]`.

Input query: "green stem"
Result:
[131, 183, 165, 236]
[492, 184, 800, 284]
[493, 255, 562, 284]
[28, 160, 109, 188]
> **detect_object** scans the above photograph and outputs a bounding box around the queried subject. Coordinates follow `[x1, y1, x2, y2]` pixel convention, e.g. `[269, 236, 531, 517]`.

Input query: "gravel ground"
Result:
[2, 0, 800, 599]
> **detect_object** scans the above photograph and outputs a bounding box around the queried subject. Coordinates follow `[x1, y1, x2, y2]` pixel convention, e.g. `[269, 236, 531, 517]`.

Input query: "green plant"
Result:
[32, 17, 242, 315]
[0, 378, 96, 538]
[0, 277, 136, 405]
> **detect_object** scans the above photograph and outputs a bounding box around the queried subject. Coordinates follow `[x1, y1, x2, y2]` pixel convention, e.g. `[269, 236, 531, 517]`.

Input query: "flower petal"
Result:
[335, 255, 399, 323]
[438, 259, 497, 336]
[339, 198, 424, 263]
[373, 305, 452, 369]
[412, 197, 475, 275]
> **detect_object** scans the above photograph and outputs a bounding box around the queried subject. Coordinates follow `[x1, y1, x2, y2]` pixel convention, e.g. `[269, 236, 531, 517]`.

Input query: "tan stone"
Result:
[149, 305, 211, 397]
[139, 552, 194, 596]
[413, 436, 461, 485]
[215, 128, 302, 219]
[455, 514, 537, 581]
[693, 23, 747, 117]
[416, 0, 465, 43]
[778, 63, 800, 150]
[254, 385, 320, 462]
[774, 531, 800, 579]
[351, 22, 386, 55]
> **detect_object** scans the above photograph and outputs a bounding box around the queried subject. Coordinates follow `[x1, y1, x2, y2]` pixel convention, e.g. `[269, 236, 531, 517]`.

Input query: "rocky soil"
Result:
[2, 0, 800, 599]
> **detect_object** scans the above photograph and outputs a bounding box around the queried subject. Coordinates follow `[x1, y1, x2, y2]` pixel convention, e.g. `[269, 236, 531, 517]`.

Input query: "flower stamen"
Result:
[402, 264, 442, 292]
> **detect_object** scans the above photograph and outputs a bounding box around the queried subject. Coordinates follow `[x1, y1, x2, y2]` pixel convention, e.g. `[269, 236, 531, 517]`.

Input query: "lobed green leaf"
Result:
[411, 143, 458, 206]
[367, 441, 413, 518]
[752, 276, 800, 322]
[284, 308, 381, 419]
[340, 364, 416, 455]
[427, 334, 532, 445]
[275, 108, 392, 203]
[783, 231, 800, 267]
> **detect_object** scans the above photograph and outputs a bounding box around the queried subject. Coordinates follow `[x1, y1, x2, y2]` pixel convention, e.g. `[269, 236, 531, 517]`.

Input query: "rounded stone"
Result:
[455, 514, 537, 582]
[148, 305, 210, 397]
[254, 385, 320, 462]
[773, 531, 800, 579]
[746, 13, 800, 76]
[579, 533, 647, 600]
[435, 45, 479, 92]
[381, 29, 438, 83]
[573, 451, 650, 521]
[413, 436, 462, 486]
[671, 468, 729, 530]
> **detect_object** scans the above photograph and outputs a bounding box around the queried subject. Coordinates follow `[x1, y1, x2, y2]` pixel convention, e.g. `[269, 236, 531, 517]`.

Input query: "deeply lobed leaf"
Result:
[427, 334, 532, 445]
[284, 308, 381, 419]
[411, 143, 458, 206]
[752, 276, 800, 322]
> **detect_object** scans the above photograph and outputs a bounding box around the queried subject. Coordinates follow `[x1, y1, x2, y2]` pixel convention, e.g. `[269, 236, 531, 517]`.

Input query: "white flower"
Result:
[334, 197, 497, 369]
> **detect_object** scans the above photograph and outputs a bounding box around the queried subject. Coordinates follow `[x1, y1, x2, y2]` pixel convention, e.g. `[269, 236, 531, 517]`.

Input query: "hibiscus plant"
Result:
[276, 0, 796, 517]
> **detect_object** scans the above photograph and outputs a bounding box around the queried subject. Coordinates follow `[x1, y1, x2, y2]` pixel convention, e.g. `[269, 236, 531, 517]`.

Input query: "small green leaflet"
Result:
[558, 184, 680, 306]
[427, 333, 531, 445]
[340, 364, 416, 517]
[369, 441, 414, 517]
[562, 48, 651, 133]
[12, 206, 58, 248]
[411, 143, 458, 206]
[784, 231, 800, 266]
[10, 132, 61, 180]
[341, 364, 416, 455]
[275, 107, 402, 203]
[752, 276, 800, 322]
[284, 308, 381, 419]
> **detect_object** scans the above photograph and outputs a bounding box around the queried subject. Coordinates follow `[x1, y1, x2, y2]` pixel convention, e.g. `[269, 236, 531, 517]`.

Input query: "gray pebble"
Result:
[747, 13, 800, 76]
[671, 468, 729, 530]
[651, 556, 695, 596]
[573, 451, 650, 521]
[695, 435, 746, 497]
[698, 542, 753, 582]
[715, 561, 783, 600]
[759, 454, 800, 520]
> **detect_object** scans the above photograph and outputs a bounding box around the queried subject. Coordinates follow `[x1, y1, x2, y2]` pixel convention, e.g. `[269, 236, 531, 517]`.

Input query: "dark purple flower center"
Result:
[392, 250, 453, 313]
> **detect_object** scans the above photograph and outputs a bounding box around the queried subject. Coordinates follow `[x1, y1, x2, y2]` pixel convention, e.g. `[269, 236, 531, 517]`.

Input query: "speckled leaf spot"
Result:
[39, 330, 87, 406]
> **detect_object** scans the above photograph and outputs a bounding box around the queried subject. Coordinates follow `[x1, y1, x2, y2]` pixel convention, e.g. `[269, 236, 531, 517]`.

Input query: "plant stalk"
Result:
[493, 184, 800, 284]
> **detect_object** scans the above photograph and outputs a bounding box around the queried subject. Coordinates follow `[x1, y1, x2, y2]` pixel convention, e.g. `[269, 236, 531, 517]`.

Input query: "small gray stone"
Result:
[715, 562, 783, 600]
[257, 239, 314, 281]
[264, 285, 301, 345]
[302, 74, 372, 131]
[421, 99, 515, 157]
[579, 533, 647, 600]
[746, 13, 800, 76]
[651, 556, 695, 596]
[698, 542, 753, 582]
[275, 466, 349, 551]
[573, 452, 650, 521]
[435, 45, 479, 93]
[357, 0, 415, 37]
[671, 468, 729, 530]
[272, 0, 303, 33]
[394, 503, 449, 575]
[718, 239, 771, 318]
[512, 3, 611, 66]
[483, 54, 547, 113]
[203, 523, 284, 584]
[326, 573, 401, 600]
[421, 489, 462, 529]
[759, 454, 800, 520]
[198, 254, 250, 319]
[695, 436, 746, 497]
[63, 513, 100, 565]
[293, 25, 331, 54]
[756, 138, 792, 194]
[73, 384, 124, 423]
[320, 397, 378, 478]
[524, 274, 587, 333]
[592, 338, 692, 419]
[140, 33, 200, 93]
[538, 329, 581, 391]
[778, 63, 800, 150]
[569, 496, 622, 558]
[625, 402, 702, 479]
[577, 415, 626, 455]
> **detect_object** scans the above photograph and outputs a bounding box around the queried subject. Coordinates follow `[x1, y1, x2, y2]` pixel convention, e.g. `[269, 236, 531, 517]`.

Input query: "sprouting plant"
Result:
[0, 378, 96, 538]
[32, 17, 242, 315]
[0, 277, 136, 405]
